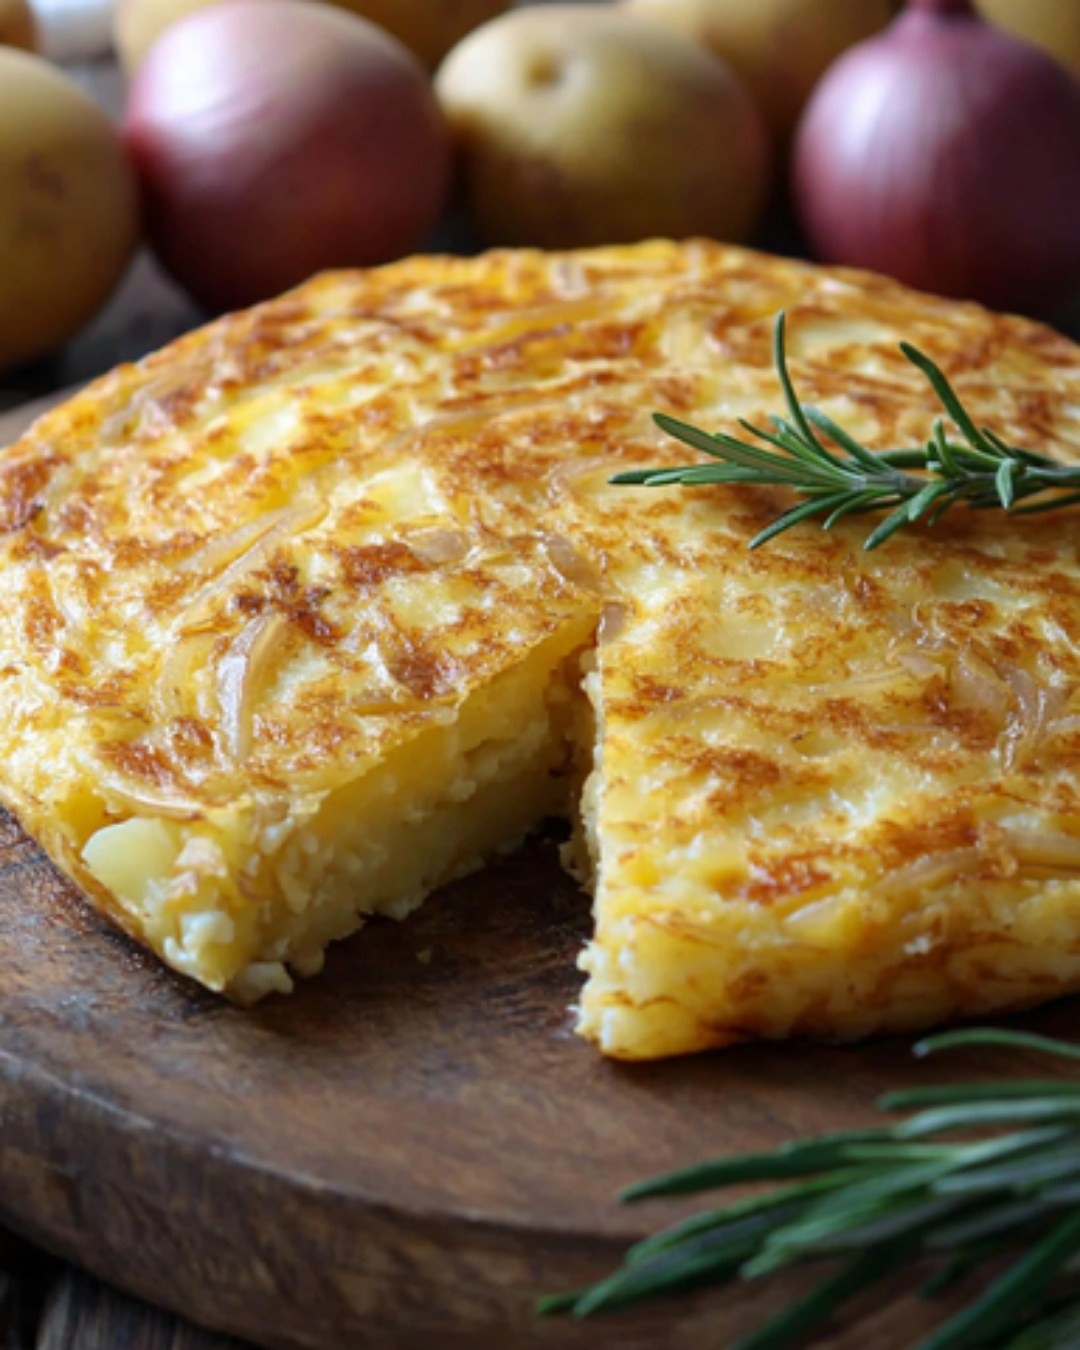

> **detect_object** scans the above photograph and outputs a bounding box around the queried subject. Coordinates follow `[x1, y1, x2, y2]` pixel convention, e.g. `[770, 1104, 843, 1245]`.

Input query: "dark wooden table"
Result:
[1, 1234, 246, 1349]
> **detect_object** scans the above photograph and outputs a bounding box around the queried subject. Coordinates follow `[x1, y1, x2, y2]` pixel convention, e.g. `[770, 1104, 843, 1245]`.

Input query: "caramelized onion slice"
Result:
[177, 499, 327, 632]
[216, 611, 289, 763]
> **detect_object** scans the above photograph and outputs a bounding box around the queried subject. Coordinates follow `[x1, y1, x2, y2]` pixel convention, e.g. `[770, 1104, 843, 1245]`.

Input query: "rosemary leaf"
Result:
[864, 499, 920, 551]
[925, 1200, 1049, 1252]
[997, 457, 1018, 508]
[905, 479, 952, 524]
[735, 1241, 913, 1350]
[540, 1032, 1080, 1346]
[626, 1172, 864, 1264]
[915, 1210, 1080, 1350]
[751, 494, 858, 549]
[914, 1029, 1080, 1061]
[616, 314, 1080, 548]
[621, 1131, 887, 1200]
[565, 1238, 754, 1318]
[803, 404, 887, 472]
[919, 1237, 1014, 1299]
[897, 1100, 1080, 1138]
[745, 1195, 961, 1273]
[931, 1150, 1080, 1196]
[823, 490, 886, 528]
[897, 341, 997, 462]
[882, 1085, 1080, 1109]
[772, 312, 845, 472]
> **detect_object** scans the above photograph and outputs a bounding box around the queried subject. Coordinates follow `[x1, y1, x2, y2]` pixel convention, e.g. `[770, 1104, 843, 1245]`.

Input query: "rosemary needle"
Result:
[537, 1029, 1080, 1349]
[613, 314, 1080, 550]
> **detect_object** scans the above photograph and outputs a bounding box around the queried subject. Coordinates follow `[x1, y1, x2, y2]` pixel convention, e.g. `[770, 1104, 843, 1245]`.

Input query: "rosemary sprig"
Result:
[538, 1029, 1080, 1348]
[614, 315, 1080, 550]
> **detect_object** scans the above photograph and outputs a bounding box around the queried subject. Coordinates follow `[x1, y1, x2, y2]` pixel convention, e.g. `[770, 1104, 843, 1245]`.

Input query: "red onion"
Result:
[792, 0, 1080, 316]
[123, 0, 451, 314]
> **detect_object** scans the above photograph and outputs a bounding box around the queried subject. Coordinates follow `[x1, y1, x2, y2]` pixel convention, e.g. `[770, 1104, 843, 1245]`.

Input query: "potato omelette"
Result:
[3, 239, 1080, 1058]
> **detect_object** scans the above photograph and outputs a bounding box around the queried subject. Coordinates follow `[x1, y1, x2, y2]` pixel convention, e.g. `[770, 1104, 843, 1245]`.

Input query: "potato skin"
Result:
[436, 5, 771, 251]
[115, 0, 509, 72]
[334, 0, 510, 71]
[0, 0, 37, 50]
[0, 50, 139, 372]
[114, 0, 217, 72]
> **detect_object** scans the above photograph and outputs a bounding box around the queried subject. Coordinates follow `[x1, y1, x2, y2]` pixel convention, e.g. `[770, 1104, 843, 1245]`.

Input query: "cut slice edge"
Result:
[77, 609, 599, 1002]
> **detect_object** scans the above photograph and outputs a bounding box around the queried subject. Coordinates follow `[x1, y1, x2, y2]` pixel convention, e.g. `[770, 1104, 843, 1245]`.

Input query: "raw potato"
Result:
[0, 0, 36, 49]
[436, 5, 770, 250]
[0, 50, 139, 372]
[332, 0, 509, 70]
[115, 0, 509, 71]
[978, 0, 1080, 81]
[113, 0, 216, 70]
[623, 0, 897, 142]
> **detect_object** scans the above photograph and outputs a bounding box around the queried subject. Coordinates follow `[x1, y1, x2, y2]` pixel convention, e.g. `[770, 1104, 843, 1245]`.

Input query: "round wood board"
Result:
[2, 397, 1080, 1349]
[7, 820, 1080, 1350]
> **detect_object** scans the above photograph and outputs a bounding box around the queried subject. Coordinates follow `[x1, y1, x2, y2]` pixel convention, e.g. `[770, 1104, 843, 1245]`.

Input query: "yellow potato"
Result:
[623, 0, 897, 143]
[0, 50, 140, 372]
[114, 0, 216, 71]
[335, 0, 509, 70]
[115, 0, 509, 72]
[436, 4, 771, 250]
[978, 0, 1080, 80]
[0, 0, 37, 50]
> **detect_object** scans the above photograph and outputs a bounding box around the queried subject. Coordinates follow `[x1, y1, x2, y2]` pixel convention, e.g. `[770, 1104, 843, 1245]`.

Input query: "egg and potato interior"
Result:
[80, 610, 594, 1003]
[1, 428, 603, 1004]
[7, 240, 1080, 1059]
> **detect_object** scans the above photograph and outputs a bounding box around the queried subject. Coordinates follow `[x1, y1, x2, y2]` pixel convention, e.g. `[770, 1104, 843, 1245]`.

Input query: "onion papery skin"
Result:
[792, 0, 1080, 316]
[123, 0, 451, 314]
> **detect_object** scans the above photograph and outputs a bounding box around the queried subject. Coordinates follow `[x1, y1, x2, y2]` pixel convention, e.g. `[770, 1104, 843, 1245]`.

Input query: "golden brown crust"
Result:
[6, 239, 1080, 1052]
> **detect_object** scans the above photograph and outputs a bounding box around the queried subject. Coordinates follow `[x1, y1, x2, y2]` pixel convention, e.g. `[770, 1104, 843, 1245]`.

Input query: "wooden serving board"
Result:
[2, 394, 1080, 1349]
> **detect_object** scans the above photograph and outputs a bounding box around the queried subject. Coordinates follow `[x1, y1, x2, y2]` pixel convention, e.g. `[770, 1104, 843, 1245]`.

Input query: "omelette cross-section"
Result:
[5, 240, 1080, 1058]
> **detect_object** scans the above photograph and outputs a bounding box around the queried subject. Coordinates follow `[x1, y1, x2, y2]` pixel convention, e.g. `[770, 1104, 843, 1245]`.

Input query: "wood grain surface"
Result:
[36, 1268, 246, 1350]
[3, 385, 1080, 1350]
[0, 1226, 245, 1350]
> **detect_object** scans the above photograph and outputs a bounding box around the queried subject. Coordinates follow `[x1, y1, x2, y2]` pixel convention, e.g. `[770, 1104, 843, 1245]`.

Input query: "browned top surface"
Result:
[8, 240, 1080, 1052]
[5, 238, 1080, 813]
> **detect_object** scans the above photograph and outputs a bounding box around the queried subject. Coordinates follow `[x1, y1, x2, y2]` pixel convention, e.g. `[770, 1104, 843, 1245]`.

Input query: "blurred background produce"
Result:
[3, 0, 1080, 389]
[0, 0, 37, 47]
[114, 0, 510, 73]
[123, 0, 450, 311]
[623, 0, 898, 144]
[976, 0, 1080, 81]
[435, 4, 770, 250]
[0, 47, 138, 370]
[793, 0, 1080, 315]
